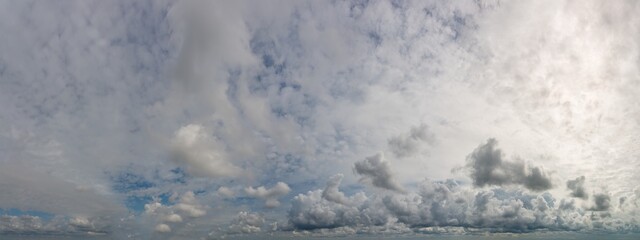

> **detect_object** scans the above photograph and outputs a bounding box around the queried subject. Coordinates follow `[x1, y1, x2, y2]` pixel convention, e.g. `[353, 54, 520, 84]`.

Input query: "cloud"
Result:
[567, 176, 588, 200]
[155, 223, 171, 233]
[463, 139, 553, 191]
[227, 211, 265, 234]
[143, 191, 207, 235]
[2, 0, 640, 238]
[322, 174, 350, 205]
[288, 177, 618, 233]
[592, 193, 611, 211]
[174, 191, 207, 218]
[217, 186, 236, 198]
[171, 124, 243, 178]
[354, 153, 405, 192]
[388, 124, 435, 158]
[245, 182, 291, 208]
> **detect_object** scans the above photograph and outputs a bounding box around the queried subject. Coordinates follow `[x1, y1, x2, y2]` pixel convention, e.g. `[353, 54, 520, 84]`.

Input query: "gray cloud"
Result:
[592, 193, 611, 211]
[388, 124, 435, 158]
[322, 174, 350, 205]
[567, 176, 588, 200]
[464, 139, 553, 191]
[353, 153, 405, 192]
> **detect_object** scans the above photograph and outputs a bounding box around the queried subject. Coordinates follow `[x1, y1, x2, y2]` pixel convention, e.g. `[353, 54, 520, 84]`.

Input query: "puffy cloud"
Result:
[171, 124, 242, 178]
[354, 153, 405, 192]
[463, 139, 553, 191]
[174, 191, 207, 218]
[143, 191, 207, 235]
[162, 214, 183, 223]
[388, 124, 435, 158]
[567, 176, 588, 200]
[155, 223, 171, 233]
[245, 182, 291, 208]
[228, 211, 265, 234]
[322, 174, 350, 205]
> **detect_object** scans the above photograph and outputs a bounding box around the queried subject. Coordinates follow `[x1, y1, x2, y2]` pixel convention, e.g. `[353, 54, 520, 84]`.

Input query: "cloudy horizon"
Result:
[1, 0, 640, 239]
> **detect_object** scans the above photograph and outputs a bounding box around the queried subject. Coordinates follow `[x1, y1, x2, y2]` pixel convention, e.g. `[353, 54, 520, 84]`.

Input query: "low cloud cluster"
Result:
[288, 175, 638, 233]
[144, 191, 207, 234]
[0, 215, 108, 236]
[227, 211, 265, 234]
[463, 139, 553, 191]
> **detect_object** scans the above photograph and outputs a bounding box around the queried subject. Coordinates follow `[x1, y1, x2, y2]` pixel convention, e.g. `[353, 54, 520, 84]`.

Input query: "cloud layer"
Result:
[1, 0, 640, 239]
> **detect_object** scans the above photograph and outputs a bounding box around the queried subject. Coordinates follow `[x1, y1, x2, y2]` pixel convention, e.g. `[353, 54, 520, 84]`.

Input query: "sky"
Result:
[1, 0, 640, 239]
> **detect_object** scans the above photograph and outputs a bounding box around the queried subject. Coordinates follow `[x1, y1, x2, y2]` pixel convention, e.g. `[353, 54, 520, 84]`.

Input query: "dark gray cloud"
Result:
[388, 124, 435, 158]
[464, 139, 553, 191]
[353, 153, 405, 192]
[592, 193, 611, 211]
[567, 176, 588, 199]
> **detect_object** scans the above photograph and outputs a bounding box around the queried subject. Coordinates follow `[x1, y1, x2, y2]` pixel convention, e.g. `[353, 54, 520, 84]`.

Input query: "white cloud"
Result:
[227, 211, 265, 234]
[155, 223, 171, 233]
[171, 124, 243, 178]
[245, 182, 291, 208]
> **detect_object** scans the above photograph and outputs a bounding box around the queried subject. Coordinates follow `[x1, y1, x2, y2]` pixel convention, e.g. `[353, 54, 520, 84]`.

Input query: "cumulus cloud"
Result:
[155, 223, 171, 233]
[227, 211, 265, 234]
[245, 182, 291, 208]
[174, 191, 207, 218]
[322, 174, 350, 205]
[288, 177, 619, 233]
[567, 176, 588, 200]
[354, 153, 405, 192]
[388, 124, 435, 158]
[171, 124, 243, 178]
[143, 191, 207, 235]
[463, 139, 553, 191]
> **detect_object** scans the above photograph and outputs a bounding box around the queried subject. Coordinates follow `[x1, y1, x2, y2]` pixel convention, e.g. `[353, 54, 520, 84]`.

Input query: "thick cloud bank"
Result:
[288, 176, 639, 233]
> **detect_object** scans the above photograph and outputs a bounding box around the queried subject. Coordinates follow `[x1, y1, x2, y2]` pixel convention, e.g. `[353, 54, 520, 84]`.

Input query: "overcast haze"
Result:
[1, 0, 640, 239]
